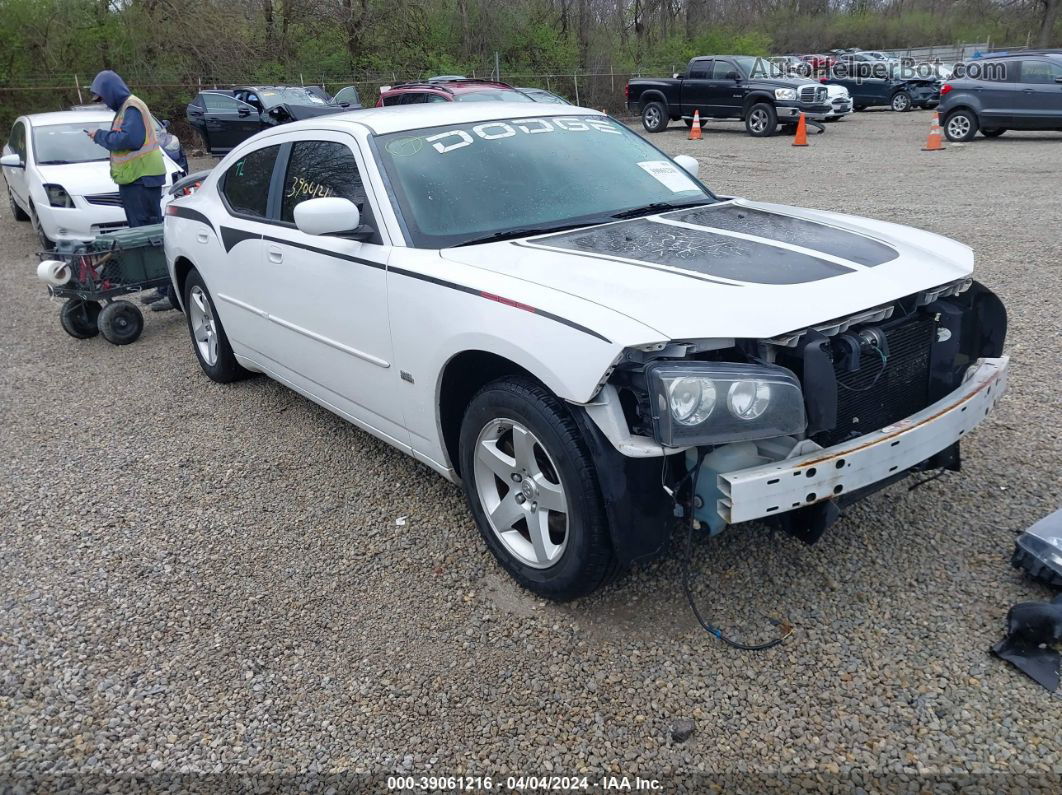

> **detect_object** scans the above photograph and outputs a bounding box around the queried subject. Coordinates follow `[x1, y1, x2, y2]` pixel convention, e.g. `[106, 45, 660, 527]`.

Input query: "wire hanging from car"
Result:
[836, 345, 888, 393]
[675, 451, 792, 651]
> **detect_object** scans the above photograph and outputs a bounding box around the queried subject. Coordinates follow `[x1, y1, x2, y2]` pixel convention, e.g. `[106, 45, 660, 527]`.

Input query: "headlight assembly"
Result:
[43, 184, 74, 208]
[774, 88, 798, 101]
[647, 362, 806, 446]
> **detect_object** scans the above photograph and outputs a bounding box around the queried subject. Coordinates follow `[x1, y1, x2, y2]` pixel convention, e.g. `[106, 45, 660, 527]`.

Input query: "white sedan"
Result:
[2, 110, 183, 249]
[824, 84, 853, 119]
[164, 103, 1008, 600]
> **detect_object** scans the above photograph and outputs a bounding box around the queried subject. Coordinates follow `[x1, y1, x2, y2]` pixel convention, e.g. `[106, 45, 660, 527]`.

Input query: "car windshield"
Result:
[256, 88, 331, 108]
[375, 115, 715, 248]
[32, 122, 109, 164]
[453, 90, 535, 103]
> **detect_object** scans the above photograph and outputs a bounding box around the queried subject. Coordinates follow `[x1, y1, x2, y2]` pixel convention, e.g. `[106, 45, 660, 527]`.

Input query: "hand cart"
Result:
[39, 224, 170, 345]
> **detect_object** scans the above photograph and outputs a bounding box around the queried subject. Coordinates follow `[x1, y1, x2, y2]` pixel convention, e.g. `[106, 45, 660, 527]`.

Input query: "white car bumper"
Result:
[716, 356, 1009, 524]
[36, 196, 128, 243]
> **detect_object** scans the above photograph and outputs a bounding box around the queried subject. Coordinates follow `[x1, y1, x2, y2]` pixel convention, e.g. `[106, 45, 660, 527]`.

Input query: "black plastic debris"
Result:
[1011, 507, 1062, 588]
[991, 595, 1062, 692]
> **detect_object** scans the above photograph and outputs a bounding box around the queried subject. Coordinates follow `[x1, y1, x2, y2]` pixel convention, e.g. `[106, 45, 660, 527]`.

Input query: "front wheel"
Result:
[944, 109, 978, 142]
[183, 269, 250, 382]
[891, 91, 912, 112]
[641, 101, 669, 133]
[459, 378, 616, 601]
[745, 103, 777, 137]
[8, 189, 29, 222]
[31, 205, 54, 251]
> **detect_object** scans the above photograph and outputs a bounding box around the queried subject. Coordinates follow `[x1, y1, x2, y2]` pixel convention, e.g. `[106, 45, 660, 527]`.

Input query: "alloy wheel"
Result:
[644, 106, 661, 128]
[472, 418, 570, 569]
[189, 285, 218, 366]
[749, 109, 769, 133]
[947, 115, 971, 140]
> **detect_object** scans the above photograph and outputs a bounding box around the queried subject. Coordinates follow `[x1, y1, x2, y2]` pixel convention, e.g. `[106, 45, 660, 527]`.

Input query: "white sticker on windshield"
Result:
[637, 160, 697, 193]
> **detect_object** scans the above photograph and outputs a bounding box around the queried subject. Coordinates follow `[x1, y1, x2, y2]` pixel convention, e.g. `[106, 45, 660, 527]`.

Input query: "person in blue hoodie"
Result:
[84, 70, 175, 310]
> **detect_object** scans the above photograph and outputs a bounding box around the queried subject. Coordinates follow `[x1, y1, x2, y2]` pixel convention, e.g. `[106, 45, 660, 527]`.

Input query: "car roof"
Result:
[385, 78, 517, 94]
[21, 110, 114, 127]
[271, 101, 604, 136]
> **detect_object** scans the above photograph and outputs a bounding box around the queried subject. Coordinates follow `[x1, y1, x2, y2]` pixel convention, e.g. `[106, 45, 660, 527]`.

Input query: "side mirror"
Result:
[673, 154, 699, 179]
[1055, 76, 1062, 84]
[726, 71, 740, 81]
[294, 196, 369, 238]
[0, 153, 23, 169]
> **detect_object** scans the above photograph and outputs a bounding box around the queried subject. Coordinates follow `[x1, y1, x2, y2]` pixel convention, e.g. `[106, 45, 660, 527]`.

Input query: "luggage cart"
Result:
[39, 224, 170, 345]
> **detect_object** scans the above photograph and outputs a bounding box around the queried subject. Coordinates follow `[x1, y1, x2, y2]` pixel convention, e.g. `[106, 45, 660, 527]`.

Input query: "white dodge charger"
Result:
[164, 103, 1008, 600]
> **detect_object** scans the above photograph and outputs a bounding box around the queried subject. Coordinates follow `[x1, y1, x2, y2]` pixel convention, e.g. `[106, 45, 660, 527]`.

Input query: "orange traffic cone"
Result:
[689, 109, 702, 141]
[792, 112, 808, 146]
[922, 112, 945, 151]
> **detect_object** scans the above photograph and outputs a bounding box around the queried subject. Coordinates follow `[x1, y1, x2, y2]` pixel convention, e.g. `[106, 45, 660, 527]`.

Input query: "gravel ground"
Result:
[1, 110, 1061, 791]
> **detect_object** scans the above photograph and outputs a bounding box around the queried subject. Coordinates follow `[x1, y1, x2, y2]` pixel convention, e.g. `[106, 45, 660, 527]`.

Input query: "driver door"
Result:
[2, 120, 29, 208]
[333, 86, 362, 108]
[705, 59, 745, 115]
[254, 133, 407, 445]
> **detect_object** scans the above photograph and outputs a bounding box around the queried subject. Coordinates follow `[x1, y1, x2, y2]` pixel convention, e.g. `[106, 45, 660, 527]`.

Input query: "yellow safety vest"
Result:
[109, 95, 166, 185]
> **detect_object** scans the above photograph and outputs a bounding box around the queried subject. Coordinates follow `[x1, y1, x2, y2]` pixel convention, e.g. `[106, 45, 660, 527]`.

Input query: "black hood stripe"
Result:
[665, 205, 899, 267]
[535, 218, 852, 285]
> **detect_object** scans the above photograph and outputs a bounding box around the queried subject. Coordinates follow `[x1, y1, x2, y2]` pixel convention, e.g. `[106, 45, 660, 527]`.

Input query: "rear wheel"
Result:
[59, 298, 101, 339]
[891, 91, 912, 112]
[458, 377, 616, 601]
[641, 101, 669, 133]
[97, 300, 143, 345]
[8, 189, 29, 221]
[944, 109, 978, 142]
[981, 127, 1006, 138]
[183, 269, 250, 382]
[745, 103, 777, 137]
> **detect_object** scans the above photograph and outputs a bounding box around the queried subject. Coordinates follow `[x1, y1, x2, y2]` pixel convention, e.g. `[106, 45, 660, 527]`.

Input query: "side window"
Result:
[333, 86, 361, 106]
[281, 140, 374, 231]
[711, 60, 735, 79]
[381, 93, 401, 106]
[8, 121, 26, 158]
[221, 144, 280, 218]
[689, 60, 711, 79]
[202, 93, 253, 112]
[400, 93, 428, 105]
[1020, 60, 1062, 84]
[426, 93, 449, 103]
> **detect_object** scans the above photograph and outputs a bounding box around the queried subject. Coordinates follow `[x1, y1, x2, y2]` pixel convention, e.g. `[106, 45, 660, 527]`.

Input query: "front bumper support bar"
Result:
[717, 357, 1009, 524]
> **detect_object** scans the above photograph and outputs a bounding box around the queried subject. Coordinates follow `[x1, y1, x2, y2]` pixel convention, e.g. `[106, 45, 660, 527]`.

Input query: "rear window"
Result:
[222, 144, 279, 218]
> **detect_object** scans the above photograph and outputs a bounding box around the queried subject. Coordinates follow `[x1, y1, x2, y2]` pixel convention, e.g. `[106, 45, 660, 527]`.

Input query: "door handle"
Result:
[267, 246, 283, 264]
[1023, 88, 1034, 93]
[196, 232, 209, 244]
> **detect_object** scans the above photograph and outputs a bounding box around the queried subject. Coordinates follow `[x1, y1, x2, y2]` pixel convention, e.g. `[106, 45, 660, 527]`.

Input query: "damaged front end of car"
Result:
[587, 277, 1008, 561]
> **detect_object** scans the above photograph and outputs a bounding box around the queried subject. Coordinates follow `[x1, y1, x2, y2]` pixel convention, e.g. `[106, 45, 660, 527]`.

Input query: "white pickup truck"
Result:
[164, 102, 1008, 600]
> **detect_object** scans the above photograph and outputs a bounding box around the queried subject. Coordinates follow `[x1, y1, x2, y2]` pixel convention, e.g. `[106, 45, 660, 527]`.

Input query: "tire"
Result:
[97, 300, 144, 345]
[31, 205, 54, 251]
[183, 268, 250, 382]
[745, 103, 777, 137]
[981, 127, 1006, 138]
[59, 298, 101, 339]
[890, 91, 912, 112]
[853, 104, 866, 112]
[8, 189, 29, 222]
[641, 101, 669, 133]
[458, 377, 616, 601]
[943, 109, 978, 142]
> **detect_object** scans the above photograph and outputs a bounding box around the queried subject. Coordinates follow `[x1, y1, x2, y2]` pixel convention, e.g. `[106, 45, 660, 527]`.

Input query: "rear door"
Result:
[680, 59, 714, 117]
[198, 92, 263, 154]
[974, 60, 1022, 127]
[1013, 59, 1062, 129]
[2, 119, 29, 208]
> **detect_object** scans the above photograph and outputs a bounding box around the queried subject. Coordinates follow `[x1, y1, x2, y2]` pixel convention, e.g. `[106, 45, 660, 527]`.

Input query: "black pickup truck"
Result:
[626, 55, 831, 137]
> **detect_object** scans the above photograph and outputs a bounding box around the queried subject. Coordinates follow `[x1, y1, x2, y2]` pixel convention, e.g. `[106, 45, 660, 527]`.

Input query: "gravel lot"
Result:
[2, 110, 1061, 791]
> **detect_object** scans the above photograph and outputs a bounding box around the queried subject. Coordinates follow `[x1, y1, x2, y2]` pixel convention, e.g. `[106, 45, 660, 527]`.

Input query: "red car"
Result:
[377, 78, 536, 106]
[800, 54, 836, 71]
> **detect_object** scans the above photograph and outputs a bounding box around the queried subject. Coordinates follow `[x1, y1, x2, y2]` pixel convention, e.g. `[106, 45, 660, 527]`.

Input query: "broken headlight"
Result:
[43, 184, 74, 208]
[646, 362, 806, 446]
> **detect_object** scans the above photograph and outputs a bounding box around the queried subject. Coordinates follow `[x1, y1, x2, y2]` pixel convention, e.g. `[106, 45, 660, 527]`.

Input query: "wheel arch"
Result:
[172, 255, 196, 308]
[638, 90, 669, 112]
[742, 92, 775, 116]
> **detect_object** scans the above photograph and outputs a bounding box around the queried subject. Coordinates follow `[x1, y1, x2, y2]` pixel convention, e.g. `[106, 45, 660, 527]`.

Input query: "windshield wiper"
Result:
[453, 220, 605, 247]
[37, 159, 74, 165]
[611, 199, 714, 219]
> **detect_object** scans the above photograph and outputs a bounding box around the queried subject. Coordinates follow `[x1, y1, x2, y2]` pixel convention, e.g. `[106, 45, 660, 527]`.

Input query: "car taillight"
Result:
[624, 82, 630, 101]
[819, 77, 828, 83]
[940, 83, 953, 95]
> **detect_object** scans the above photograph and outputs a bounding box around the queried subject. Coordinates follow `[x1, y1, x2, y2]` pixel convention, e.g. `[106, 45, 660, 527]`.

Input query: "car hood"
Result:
[439, 198, 974, 342]
[35, 161, 119, 196]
